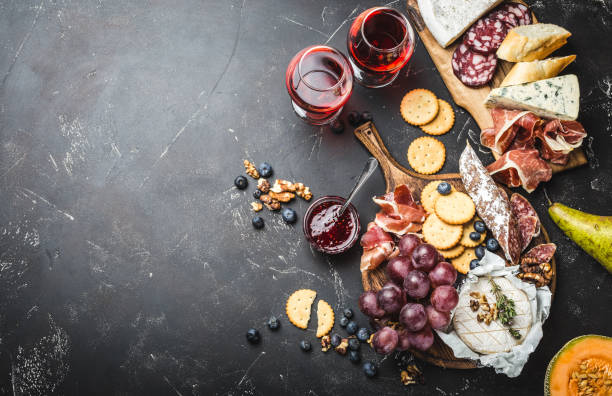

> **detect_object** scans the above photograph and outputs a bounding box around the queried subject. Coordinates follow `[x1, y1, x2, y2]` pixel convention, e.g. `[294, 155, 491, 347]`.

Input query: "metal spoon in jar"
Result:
[338, 157, 379, 217]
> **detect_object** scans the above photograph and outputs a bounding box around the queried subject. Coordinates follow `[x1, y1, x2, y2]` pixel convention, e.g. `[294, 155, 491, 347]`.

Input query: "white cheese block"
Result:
[417, 0, 503, 48]
[453, 276, 532, 355]
[484, 74, 580, 120]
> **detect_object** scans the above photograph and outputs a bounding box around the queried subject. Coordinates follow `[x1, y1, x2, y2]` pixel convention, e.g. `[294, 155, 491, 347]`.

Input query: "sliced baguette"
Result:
[500, 55, 576, 87]
[496, 23, 571, 62]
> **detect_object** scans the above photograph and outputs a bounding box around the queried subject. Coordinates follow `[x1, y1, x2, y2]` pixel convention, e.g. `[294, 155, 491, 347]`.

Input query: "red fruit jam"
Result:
[303, 196, 360, 254]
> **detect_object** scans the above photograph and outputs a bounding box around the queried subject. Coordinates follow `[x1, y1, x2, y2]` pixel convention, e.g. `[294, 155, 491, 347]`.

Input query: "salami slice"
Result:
[452, 43, 497, 87]
[523, 243, 556, 263]
[517, 216, 538, 252]
[489, 9, 519, 28]
[510, 193, 541, 237]
[499, 2, 533, 26]
[464, 17, 509, 54]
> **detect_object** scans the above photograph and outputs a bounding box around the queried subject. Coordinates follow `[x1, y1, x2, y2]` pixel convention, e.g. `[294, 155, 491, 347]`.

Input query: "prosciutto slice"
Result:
[487, 149, 552, 193]
[360, 223, 398, 272]
[536, 120, 587, 165]
[373, 184, 426, 236]
[480, 108, 542, 154]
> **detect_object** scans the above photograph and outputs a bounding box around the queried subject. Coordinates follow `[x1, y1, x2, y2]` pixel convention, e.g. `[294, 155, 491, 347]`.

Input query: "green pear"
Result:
[548, 203, 612, 274]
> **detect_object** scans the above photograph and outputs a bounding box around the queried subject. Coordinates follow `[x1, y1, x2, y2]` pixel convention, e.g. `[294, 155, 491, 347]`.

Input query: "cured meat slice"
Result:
[480, 108, 542, 154]
[489, 8, 519, 28]
[459, 143, 521, 264]
[360, 223, 398, 272]
[373, 184, 426, 236]
[463, 17, 509, 54]
[523, 243, 556, 264]
[536, 120, 587, 165]
[510, 193, 541, 237]
[452, 43, 497, 87]
[500, 2, 532, 26]
[517, 216, 538, 252]
[486, 149, 552, 193]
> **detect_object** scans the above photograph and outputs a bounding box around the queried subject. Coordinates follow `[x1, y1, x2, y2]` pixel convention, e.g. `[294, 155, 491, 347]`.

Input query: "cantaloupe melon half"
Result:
[545, 335, 612, 396]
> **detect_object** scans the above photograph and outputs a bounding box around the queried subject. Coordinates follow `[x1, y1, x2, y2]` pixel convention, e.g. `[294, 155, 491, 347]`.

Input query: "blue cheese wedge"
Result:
[418, 0, 503, 48]
[484, 74, 579, 120]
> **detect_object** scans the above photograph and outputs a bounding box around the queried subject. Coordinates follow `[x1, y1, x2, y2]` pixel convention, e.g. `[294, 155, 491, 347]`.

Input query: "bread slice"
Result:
[500, 55, 576, 87]
[496, 23, 571, 62]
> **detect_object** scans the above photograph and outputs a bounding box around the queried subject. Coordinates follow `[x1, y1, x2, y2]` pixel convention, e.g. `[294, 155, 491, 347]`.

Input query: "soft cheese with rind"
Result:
[484, 75, 579, 121]
[460, 143, 521, 264]
[417, 0, 503, 48]
[454, 276, 532, 354]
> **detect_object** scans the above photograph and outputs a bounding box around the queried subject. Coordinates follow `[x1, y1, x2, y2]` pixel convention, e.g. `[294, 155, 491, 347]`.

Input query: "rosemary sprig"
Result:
[490, 279, 521, 339]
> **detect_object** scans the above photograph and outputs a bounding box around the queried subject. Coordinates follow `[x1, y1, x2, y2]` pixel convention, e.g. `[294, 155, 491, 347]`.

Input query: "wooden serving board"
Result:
[405, 0, 587, 174]
[354, 122, 556, 369]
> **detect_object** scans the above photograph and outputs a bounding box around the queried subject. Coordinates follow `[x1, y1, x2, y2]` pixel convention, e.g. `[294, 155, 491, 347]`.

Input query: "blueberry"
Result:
[347, 111, 362, 127]
[356, 328, 370, 342]
[339, 317, 349, 327]
[348, 350, 361, 364]
[253, 189, 262, 199]
[486, 238, 500, 252]
[437, 182, 452, 195]
[470, 259, 480, 270]
[267, 316, 280, 330]
[281, 208, 297, 224]
[258, 162, 273, 179]
[361, 111, 373, 122]
[343, 308, 353, 319]
[330, 333, 342, 347]
[348, 338, 360, 351]
[252, 216, 265, 229]
[346, 321, 358, 335]
[363, 361, 377, 378]
[475, 245, 486, 260]
[469, 231, 481, 241]
[246, 328, 260, 344]
[299, 340, 311, 352]
[331, 119, 345, 134]
[474, 221, 486, 234]
[234, 175, 248, 190]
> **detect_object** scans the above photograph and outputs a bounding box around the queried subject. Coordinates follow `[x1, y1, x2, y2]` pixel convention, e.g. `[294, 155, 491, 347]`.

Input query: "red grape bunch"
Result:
[358, 234, 459, 354]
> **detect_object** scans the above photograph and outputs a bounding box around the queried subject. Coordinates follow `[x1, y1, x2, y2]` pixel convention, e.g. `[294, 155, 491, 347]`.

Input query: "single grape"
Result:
[398, 234, 421, 257]
[411, 243, 438, 272]
[403, 270, 430, 299]
[358, 291, 386, 318]
[425, 305, 451, 330]
[377, 283, 406, 314]
[399, 303, 427, 332]
[430, 285, 459, 313]
[428, 261, 457, 288]
[406, 326, 434, 351]
[371, 326, 398, 355]
[386, 256, 414, 285]
[395, 328, 412, 351]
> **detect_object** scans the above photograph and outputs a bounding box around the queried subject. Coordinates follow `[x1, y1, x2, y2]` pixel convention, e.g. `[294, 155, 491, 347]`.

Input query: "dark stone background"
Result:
[0, 0, 610, 394]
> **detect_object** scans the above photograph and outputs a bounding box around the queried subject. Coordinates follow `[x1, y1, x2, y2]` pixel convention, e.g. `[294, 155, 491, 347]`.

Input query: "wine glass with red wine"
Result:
[285, 45, 353, 125]
[347, 7, 415, 88]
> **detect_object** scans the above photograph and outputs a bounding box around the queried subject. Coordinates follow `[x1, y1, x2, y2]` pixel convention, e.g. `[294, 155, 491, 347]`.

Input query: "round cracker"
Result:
[460, 217, 487, 247]
[439, 244, 465, 259]
[434, 191, 476, 225]
[407, 136, 446, 175]
[420, 180, 455, 213]
[400, 89, 439, 126]
[451, 248, 477, 275]
[421, 99, 455, 135]
[422, 213, 463, 250]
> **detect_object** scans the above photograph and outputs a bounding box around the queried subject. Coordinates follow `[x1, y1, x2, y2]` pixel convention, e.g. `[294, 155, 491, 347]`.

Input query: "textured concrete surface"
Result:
[0, 0, 611, 394]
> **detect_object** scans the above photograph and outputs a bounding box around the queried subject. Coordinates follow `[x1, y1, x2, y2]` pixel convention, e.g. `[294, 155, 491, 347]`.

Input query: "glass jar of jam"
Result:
[303, 196, 360, 254]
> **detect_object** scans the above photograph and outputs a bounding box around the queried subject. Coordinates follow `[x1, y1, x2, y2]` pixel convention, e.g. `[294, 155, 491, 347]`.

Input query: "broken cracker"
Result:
[400, 89, 439, 126]
[420, 99, 455, 136]
[434, 191, 476, 225]
[407, 136, 446, 175]
[422, 213, 463, 250]
[286, 289, 317, 329]
[316, 299, 334, 338]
